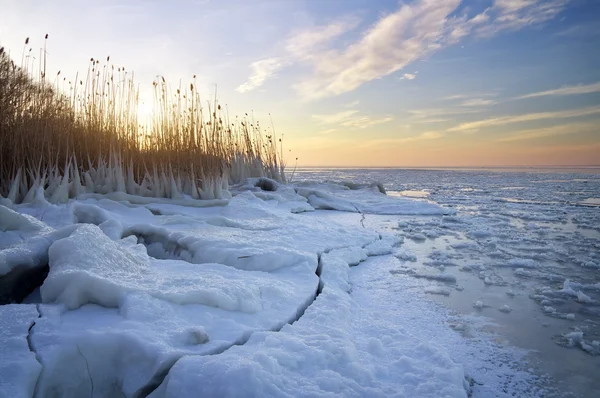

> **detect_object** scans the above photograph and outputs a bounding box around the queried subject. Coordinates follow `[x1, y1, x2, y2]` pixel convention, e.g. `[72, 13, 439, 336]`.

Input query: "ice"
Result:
[473, 300, 485, 309]
[394, 247, 417, 262]
[576, 291, 594, 304]
[364, 234, 400, 256]
[295, 182, 453, 215]
[5, 167, 597, 396]
[149, 251, 468, 398]
[0, 208, 79, 304]
[0, 205, 51, 236]
[42, 224, 318, 313]
[562, 331, 600, 355]
[414, 272, 457, 283]
[499, 305, 512, 313]
[425, 286, 452, 296]
[505, 258, 537, 268]
[0, 305, 42, 398]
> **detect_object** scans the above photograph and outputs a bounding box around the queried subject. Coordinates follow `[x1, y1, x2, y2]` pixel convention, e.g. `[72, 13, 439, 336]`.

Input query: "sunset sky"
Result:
[1, 0, 599, 167]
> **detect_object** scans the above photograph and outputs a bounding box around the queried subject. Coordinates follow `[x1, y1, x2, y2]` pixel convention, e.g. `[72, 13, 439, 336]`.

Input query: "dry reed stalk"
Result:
[0, 36, 286, 204]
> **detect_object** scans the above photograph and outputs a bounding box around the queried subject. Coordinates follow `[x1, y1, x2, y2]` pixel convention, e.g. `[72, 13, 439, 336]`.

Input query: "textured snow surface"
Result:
[294, 168, 600, 397]
[0, 178, 556, 397]
[149, 256, 468, 398]
[0, 305, 41, 398]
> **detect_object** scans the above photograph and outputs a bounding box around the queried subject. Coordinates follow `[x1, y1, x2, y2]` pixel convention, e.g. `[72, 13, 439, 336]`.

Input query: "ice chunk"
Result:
[1, 224, 78, 304]
[327, 246, 367, 267]
[43, 224, 318, 313]
[425, 286, 451, 296]
[42, 224, 150, 309]
[576, 291, 594, 304]
[415, 272, 457, 283]
[364, 235, 400, 256]
[0, 204, 51, 234]
[506, 258, 537, 268]
[395, 248, 417, 262]
[296, 182, 453, 215]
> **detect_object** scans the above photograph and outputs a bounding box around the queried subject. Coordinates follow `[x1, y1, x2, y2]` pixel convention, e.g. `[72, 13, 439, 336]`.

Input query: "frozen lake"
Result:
[296, 167, 600, 398]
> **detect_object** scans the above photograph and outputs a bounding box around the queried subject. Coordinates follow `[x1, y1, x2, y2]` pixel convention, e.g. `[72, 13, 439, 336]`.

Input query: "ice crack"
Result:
[27, 304, 44, 398]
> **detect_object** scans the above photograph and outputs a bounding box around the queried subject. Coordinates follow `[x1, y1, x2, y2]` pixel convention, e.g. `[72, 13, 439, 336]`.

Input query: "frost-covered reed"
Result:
[0, 37, 286, 204]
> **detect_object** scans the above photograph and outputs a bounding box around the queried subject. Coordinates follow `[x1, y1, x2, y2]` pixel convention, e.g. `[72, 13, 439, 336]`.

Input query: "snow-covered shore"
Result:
[1, 179, 534, 397]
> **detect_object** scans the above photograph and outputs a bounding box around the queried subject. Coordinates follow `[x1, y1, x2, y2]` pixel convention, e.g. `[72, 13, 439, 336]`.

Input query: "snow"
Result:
[2, 173, 588, 397]
[295, 182, 453, 215]
[0, 305, 42, 398]
[149, 253, 469, 398]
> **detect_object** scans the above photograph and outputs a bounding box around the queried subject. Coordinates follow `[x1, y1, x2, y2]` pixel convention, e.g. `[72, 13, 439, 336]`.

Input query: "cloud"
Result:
[448, 106, 600, 132]
[497, 122, 599, 142]
[340, 115, 394, 129]
[442, 92, 498, 101]
[476, 0, 570, 37]
[400, 73, 417, 80]
[294, 0, 463, 100]
[408, 107, 484, 119]
[285, 17, 360, 60]
[318, 128, 338, 135]
[362, 131, 444, 147]
[238, 0, 569, 99]
[312, 109, 393, 129]
[459, 98, 497, 107]
[312, 110, 359, 124]
[236, 57, 285, 93]
[344, 100, 360, 108]
[516, 81, 600, 99]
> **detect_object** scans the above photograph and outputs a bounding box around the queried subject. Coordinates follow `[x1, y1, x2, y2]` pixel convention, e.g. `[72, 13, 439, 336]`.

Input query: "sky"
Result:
[1, 0, 599, 167]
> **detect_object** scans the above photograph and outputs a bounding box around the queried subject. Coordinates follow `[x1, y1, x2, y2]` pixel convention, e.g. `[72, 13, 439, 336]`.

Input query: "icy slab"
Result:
[123, 193, 378, 273]
[0, 305, 42, 398]
[0, 206, 80, 304]
[42, 224, 318, 313]
[295, 182, 453, 215]
[232, 177, 314, 213]
[150, 246, 467, 398]
[33, 256, 319, 397]
[150, 250, 468, 398]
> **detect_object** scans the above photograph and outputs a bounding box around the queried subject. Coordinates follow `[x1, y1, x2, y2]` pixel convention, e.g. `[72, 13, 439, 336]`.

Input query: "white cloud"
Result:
[285, 17, 360, 60]
[400, 73, 417, 80]
[236, 57, 285, 93]
[460, 98, 497, 107]
[442, 92, 498, 101]
[409, 107, 484, 118]
[516, 81, 600, 99]
[340, 115, 394, 129]
[312, 109, 393, 129]
[238, 0, 570, 99]
[362, 131, 444, 147]
[448, 106, 600, 132]
[497, 122, 598, 142]
[294, 0, 463, 100]
[318, 128, 338, 135]
[312, 110, 359, 124]
[476, 0, 570, 36]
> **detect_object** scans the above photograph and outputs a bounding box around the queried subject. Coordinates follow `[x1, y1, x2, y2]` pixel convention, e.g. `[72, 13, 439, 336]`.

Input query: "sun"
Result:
[137, 100, 154, 121]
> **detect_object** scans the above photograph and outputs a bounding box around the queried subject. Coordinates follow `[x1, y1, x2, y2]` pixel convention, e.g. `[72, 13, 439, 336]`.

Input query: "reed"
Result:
[0, 37, 286, 204]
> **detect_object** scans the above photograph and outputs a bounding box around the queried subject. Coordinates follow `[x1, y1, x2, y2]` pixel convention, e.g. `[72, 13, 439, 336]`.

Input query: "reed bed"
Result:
[0, 37, 286, 204]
